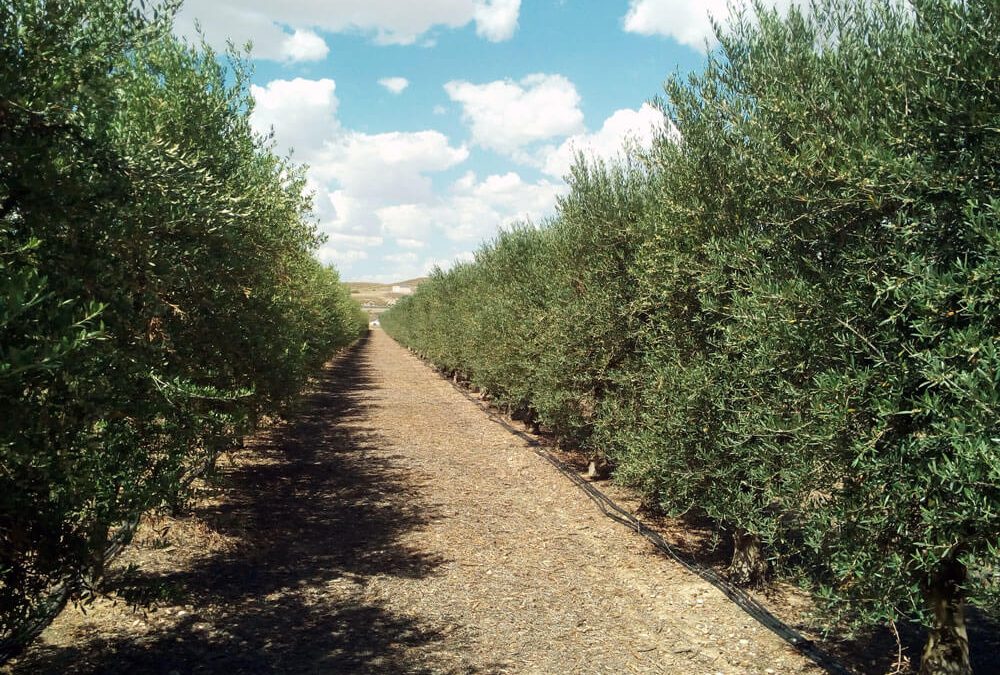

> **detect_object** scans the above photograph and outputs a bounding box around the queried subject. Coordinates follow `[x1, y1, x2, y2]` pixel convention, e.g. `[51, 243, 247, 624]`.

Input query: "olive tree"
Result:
[1, 0, 365, 657]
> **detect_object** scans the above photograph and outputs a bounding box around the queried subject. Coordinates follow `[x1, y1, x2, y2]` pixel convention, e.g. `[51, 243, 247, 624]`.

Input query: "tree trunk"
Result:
[919, 558, 971, 675]
[521, 407, 540, 434]
[728, 530, 767, 588]
[586, 457, 610, 480]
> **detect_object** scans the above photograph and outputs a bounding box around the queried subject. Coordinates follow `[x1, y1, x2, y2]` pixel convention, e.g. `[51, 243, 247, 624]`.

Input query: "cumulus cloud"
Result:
[176, 0, 522, 59]
[473, 0, 521, 41]
[250, 76, 568, 280]
[457, 172, 560, 220]
[281, 29, 329, 61]
[250, 78, 338, 160]
[445, 74, 584, 155]
[541, 103, 670, 178]
[378, 77, 410, 94]
[623, 0, 793, 50]
[375, 171, 564, 244]
[448, 171, 564, 240]
[313, 131, 469, 207]
[315, 246, 369, 267]
[384, 251, 420, 264]
[250, 78, 468, 260]
[326, 233, 384, 248]
[377, 203, 438, 240]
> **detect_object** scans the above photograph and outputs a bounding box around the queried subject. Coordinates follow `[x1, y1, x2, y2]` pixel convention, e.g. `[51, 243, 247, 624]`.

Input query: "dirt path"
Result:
[10, 330, 823, 674]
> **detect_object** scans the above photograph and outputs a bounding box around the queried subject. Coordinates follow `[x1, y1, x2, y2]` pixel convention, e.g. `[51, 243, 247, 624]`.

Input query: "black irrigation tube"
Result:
[434, 365, 853, 675]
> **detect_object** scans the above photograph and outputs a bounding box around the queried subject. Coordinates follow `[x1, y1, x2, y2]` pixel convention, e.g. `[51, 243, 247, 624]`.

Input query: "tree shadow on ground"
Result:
[17, 336, 480, 674]
[828, 605, 1000, 675]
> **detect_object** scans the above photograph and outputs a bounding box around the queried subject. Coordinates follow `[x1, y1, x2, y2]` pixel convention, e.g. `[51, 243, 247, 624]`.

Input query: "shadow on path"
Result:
[20, 336, 456, 674]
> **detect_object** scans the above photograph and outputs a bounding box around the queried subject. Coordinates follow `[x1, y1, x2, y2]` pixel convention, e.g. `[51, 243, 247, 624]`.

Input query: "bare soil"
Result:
[7, 330, 995, 673]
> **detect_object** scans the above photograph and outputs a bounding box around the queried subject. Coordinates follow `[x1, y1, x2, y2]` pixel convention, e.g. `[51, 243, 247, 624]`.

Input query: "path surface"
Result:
[12, 330, 820, 674]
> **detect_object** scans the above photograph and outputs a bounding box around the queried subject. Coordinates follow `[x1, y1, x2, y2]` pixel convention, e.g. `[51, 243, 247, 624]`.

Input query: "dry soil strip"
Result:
[11, 330, 821, 674]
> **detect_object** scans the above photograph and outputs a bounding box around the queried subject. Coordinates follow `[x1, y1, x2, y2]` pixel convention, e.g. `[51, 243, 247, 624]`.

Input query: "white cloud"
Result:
[305, 131, 470, 244]
[250, 76, 479, 282]
[315, 246, 369, 266]
[325, 192, 370, 234]
[541, 103, 669, 178]
[376, 171, 564, 244]
[280, 29, 329, 62]
[176, 0, 522, 59]
[250, 78, 338, 160]
[445, 74, 584, 155]
[326, 232, 384, 248]
[377, 203, 438, 240]
[473, 0, 521, 41]
[423, 251, 476, 274]
[379, 77, 410, 94]
[252, 81, 467, 221]
[248, 76, 568, 281]
[623, 0, 793, 50]
[384, 251, 420, 264]
[446, 171, 564, 240]
[460, 171, 560, 217]
[314, 131, 469, 206]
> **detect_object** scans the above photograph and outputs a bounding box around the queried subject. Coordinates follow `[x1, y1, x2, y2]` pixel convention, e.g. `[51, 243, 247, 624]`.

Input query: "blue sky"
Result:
[173, 1, 786, 282]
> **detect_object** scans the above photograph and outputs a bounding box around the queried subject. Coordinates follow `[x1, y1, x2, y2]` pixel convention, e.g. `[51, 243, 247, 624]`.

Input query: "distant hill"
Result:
[394, 277, 429, 288]
[346, 277, 428, 314]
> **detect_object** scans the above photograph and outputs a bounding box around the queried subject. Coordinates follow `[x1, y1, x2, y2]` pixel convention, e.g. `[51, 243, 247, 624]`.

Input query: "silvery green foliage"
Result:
[0, 0, 366, 652]
[383, 0, 999, 663]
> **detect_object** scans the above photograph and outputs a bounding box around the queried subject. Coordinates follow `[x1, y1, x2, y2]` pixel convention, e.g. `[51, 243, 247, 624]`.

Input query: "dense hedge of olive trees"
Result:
[0, 0, 367, 657]
[382, 1, 999, 672]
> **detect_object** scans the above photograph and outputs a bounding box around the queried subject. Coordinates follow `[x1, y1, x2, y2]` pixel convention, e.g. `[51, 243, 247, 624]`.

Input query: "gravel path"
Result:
[10, 330, 821, 674]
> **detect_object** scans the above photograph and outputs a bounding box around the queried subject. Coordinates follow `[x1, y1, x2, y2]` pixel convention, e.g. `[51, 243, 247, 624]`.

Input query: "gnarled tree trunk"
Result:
[919, 558, 971, 675]
[586, 456, 610, 480]
[728, 530, 767, 588]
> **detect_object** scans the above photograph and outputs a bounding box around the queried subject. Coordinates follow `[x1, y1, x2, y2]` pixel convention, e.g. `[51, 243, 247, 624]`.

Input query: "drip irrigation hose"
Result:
[439, 367, 852, 675]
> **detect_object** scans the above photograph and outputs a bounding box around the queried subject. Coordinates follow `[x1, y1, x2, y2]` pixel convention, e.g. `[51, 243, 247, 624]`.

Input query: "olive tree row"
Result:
[383, 1, 998, 672]
[0, 0, 367, 657]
